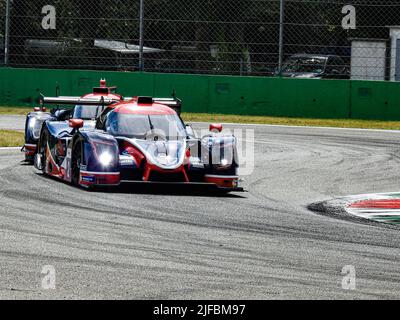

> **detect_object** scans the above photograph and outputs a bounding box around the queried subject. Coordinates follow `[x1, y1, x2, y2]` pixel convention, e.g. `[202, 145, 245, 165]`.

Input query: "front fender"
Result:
[201, 135, 238, 174]
[25, 112, 52, 144]
[80, 131, 120, 173]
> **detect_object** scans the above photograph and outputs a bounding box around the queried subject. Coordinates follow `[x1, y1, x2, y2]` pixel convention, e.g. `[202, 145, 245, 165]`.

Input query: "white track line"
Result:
[191, 121, 400, 133]
[0, 147, 21, 151]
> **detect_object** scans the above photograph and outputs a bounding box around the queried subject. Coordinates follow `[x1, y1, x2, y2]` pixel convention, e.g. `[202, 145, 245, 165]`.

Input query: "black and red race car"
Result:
[22, 79, 181, 162]
[28, 81, 242, 192]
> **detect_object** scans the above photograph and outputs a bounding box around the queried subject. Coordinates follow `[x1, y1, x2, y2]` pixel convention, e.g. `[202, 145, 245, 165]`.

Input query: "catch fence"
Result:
[1, 0, 400, 80]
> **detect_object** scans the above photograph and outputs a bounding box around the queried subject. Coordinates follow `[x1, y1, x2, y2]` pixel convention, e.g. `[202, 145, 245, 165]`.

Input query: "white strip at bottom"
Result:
[0, 147, 21, 151]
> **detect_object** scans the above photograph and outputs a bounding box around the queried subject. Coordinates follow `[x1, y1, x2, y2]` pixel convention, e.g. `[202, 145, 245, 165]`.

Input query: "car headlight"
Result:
[99, 152, 113, 167]
[220, 158, 229, 166]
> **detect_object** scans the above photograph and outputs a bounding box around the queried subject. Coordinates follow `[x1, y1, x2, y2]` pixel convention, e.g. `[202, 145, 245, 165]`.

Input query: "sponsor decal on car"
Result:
[81, 175, 96, 183]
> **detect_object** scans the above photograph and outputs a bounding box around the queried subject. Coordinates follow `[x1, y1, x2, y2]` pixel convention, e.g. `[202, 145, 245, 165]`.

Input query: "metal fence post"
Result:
[278, 0, 285, 72]
[138, 0, 144, 71]
[4, 0, 11, 66]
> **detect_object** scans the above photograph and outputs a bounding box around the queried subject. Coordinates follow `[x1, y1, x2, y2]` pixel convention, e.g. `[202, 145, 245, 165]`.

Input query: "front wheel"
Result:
[71, 141, 83, 186]
[37, 129, 49, 173]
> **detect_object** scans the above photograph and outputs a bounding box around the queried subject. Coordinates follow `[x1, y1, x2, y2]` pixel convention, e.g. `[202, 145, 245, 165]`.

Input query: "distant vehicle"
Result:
[276, 54, 349, 79]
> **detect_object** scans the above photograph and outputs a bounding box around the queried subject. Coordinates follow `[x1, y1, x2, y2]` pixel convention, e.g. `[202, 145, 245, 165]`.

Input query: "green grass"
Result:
[182, 113, 400, 131]
[2, 106, 400, 131]
[0, 130, 24, 147]
[0, 106, 33, 115]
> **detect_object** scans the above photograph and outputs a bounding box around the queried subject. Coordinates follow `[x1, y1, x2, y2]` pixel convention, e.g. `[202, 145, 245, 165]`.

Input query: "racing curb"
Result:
[308, 193, 400, 229]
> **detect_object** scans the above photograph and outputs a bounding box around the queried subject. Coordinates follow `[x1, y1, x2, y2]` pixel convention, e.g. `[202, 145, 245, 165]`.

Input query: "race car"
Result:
[33, 95, 242, 192]
[22, 79, 181, 162]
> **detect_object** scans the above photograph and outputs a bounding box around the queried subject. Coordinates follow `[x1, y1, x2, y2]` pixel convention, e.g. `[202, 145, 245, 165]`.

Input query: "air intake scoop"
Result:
[137, 96, 154, 105]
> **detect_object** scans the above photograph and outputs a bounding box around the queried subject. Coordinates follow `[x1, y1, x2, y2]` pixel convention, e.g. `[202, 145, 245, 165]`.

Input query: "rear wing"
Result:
[40, 95, 182, 115]
[40, 96, 120, 106]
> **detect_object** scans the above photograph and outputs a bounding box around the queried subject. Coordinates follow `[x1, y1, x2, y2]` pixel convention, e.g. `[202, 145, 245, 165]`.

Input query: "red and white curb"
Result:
[309, 192, 400, 226]
[345, 193, 400, 225]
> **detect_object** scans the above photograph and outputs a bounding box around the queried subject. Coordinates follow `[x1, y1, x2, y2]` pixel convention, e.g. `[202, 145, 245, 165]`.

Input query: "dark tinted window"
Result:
[73, 105, 102, 120]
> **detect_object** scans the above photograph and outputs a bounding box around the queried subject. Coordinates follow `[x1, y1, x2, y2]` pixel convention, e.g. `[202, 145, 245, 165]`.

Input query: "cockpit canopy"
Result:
[105, 112, 186, 140]
[73, 105, 103, 120]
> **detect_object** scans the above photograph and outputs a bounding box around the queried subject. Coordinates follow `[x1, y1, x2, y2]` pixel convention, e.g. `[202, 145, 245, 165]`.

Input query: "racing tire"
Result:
[37, 129, 49, 173]
[71, 140, 83, 186]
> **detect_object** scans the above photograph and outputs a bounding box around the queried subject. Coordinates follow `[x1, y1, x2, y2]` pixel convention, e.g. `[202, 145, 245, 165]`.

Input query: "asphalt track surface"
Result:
[0, 118, 400, 299]
[0, 115, 25, 130]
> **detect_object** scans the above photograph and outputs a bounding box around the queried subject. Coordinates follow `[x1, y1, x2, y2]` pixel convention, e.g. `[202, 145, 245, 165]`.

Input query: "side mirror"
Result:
[69, 119, 84, 129]
[209, 123, 222, 133]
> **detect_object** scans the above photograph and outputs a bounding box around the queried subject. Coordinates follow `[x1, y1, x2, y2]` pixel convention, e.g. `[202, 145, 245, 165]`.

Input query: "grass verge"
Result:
[182, 113, 400, 131]
[0, 106, 33, 115]
[0, 130, 24, 147]
[2, 106, 400, 131]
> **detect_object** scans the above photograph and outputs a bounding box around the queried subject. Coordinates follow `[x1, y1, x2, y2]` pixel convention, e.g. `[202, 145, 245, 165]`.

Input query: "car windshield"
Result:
[105, 112, 186, 140]
[281, 57, 326, 74]
[73, 105, 102, 120]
